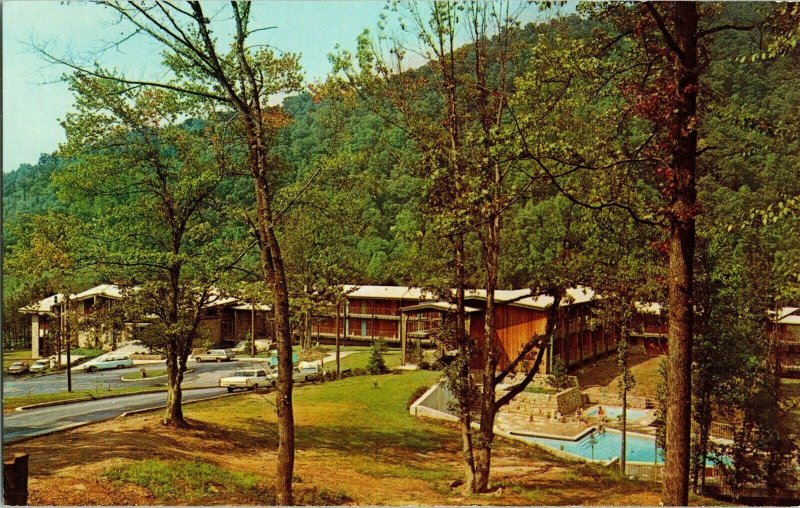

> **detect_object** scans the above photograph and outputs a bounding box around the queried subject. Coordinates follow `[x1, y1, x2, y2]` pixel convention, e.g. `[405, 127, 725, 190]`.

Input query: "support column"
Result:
[578, 306, 585, 367]
[31, 315, 40, 358]
[400, 312, 408, 366]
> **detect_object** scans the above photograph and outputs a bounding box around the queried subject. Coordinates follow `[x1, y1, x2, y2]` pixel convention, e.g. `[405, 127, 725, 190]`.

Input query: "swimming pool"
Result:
[585, 405, 652, 422]
[516, 428, 664, 464]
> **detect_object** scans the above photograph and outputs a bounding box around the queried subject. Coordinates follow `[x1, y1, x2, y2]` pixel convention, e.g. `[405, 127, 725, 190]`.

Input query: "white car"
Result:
[29, 359, 52, 373]
[219, 368, 276, 392]
[82, 355, 134, 372]
[293, 366, 321, 383]
[193, 349, 235, 362]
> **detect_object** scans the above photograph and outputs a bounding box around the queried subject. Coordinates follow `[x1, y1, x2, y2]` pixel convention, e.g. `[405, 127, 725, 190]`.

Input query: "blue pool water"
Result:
[586, 405, 652, 422]
[518, 429, 664, 464]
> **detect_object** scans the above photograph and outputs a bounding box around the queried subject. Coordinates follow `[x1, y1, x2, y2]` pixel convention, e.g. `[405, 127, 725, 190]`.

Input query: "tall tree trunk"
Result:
[621, 380, 627, 473]
[163, 351, 186, 427]
[253, 180, 295, 505]
[475, 212, 500, 492]
[454, 234, 477, 492]
[662, 4, 698, 505]
[163, 266, 187, 428]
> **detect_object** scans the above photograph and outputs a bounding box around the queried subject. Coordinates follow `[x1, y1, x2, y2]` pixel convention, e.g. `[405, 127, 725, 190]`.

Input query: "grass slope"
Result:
[7, 369, 722, 505]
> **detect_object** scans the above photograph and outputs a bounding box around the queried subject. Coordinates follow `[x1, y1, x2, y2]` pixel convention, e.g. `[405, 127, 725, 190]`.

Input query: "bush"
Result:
[366, 339, 388, 374]
[547, 357, 568, 391]
[430, 359, 446, 371]
[242, 331, 253, 355]
[407, 385, 430, 409]
[413, 341, 424, 365]
[352, 367, 366, 377]
[294, 485, 351, 505]
[419, 361, 431, 370]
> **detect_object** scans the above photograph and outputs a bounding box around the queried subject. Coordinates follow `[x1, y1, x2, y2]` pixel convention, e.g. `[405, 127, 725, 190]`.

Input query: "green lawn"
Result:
[70, 348, 106, 359]
[186, 369, 446, 452]
[320, 349, 403, 372]
[121, 368, 168, 380]
[3, 350, 33, 369]
[11, 368, 715, 505]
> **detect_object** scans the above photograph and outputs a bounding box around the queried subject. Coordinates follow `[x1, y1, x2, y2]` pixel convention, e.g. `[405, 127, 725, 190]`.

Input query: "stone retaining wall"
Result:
[498, 385, 583, 417]
[586, 389, 649, 409]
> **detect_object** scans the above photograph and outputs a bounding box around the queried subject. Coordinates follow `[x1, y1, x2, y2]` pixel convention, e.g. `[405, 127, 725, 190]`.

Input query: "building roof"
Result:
[204, 296, 243, 308]
[19, 293, 70, 314]
[72, 284, 126, 301]
[400, 302, 481, 314]
[780, 315, 800, 326]
[340, 285, 432, 300]
[21, 285, 271, 315]
[777, 307, 800, 326]
[635, 301, 664, 315]
[341, 284, 602, 310]
[511, 286, 597, 310]
[231, 303, 272, 311]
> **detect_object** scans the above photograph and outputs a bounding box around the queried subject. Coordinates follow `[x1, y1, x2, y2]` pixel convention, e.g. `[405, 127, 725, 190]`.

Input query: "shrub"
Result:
[242, 331, 253, 356]
[352, 367, 366, 377]
[294, 485, 351, 505]
[407, 385, 430, 409]
[430, 359, 446, 371]
[366, 339, 388, 374]
[547, 357, 568, 390]
[413, 341, 424, 365]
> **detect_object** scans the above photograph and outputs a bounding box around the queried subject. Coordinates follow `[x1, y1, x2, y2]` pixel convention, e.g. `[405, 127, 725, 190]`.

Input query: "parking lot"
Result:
[2, 359, 269, 399]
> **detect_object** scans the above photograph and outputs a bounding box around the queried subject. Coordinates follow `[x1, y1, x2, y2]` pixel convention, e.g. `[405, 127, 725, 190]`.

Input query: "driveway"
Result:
[2, 387, 227, 444]
[2, 360, 269, 398]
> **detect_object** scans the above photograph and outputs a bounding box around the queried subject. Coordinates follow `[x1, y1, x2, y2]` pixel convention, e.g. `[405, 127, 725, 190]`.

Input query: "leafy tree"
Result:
[6, 211, 89, 367]
[55, 75, 246, 427]
[39, 3, 306, 500]
[509, 4, 778, 502]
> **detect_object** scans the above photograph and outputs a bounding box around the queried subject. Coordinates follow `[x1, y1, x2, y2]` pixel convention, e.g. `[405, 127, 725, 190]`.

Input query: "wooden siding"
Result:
[467, 305, 548, 371]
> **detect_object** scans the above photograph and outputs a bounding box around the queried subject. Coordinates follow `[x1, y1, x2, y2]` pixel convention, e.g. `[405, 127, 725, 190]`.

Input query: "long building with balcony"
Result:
[312, 285, 667, 374]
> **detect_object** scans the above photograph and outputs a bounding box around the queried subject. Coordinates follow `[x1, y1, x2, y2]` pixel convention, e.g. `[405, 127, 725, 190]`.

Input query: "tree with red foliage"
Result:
[510, 2, 765, 504]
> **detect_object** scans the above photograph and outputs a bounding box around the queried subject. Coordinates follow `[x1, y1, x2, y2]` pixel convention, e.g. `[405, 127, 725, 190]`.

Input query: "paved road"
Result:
[2, 387, 227, 444]
[2, 359, 273, 398]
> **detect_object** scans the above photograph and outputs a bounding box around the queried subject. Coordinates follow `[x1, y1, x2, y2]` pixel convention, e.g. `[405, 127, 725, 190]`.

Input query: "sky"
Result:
[3, 1, 562, 173]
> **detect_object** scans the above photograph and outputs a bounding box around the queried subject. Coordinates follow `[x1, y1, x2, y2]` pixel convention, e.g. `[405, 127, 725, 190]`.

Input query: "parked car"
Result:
[29, 359, 52, 373]
[193, 349, 234, 362]
[231, 340, 272, 355]
[6, 361, 29, 375]
[82, 355, 134, 372]
[230, 341, 249, 354]
[219, 368, 276, 392]
[292, 365, 321, 383]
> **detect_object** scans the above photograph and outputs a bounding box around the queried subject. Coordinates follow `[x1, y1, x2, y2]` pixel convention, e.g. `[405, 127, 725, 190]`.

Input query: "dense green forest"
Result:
[3, 2, 798, 502]
[5, 5, 797, 301]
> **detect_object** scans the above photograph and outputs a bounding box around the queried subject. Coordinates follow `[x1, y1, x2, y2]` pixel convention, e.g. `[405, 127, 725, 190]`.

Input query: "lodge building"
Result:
[21, 284, 273, 358]
[312, 285, 668, 374]
[776, 307, 800, 377]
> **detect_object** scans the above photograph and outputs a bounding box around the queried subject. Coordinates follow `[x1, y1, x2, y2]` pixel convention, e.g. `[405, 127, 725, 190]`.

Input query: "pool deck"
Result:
[495, 412, 591, 440]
